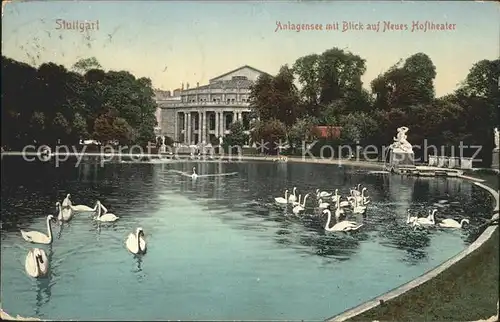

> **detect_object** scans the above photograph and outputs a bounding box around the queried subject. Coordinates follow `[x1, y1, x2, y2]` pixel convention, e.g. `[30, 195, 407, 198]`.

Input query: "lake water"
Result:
[0, 158, 493, 320]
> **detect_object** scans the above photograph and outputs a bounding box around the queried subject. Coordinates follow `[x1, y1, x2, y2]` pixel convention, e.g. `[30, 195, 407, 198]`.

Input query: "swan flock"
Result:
[274, 185, 370, 232]
[274, 185, 471, 234]
[16, 175, 472, 284]
[19, 194, 142, 278]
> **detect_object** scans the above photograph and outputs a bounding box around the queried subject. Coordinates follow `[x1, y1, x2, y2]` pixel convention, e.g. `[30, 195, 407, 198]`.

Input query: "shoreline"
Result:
[327, 175, 499, 321]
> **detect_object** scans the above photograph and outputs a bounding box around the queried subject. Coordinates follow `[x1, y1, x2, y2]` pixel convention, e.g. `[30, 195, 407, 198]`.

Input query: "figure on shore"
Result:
[494, 127, 499, 151]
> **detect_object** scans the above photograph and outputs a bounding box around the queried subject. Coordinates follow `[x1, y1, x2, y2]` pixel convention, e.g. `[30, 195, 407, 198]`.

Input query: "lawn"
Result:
[348, 172, 499, 321]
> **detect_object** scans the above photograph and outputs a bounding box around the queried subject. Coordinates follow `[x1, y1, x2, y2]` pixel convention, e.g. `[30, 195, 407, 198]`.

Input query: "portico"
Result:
[176, 108, 252, 144]
[158, 65, 270, 144]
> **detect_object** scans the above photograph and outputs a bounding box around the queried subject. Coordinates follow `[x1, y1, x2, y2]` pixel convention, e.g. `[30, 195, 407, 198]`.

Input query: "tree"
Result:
[112, 117, 134, 145]
[0, 55, 158, 148]
[287, 117, 318, 152]
[72, 57, 102, 74]
[251, 119, 287, 155]
[249, 65, 301, 126]
[370, 53, 436, 111]
[29, 111, 46, 143]
[52, 112, 71, 143]
[338, 112, 379, 144]
[222, 121, 248, 153]
[317, 48, 367, 105]
[72, 112, 89, 140]
[293, 54, 321, 116]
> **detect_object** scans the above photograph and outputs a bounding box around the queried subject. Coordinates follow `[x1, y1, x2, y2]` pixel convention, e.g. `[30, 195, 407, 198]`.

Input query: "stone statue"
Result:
[391, 126, 413, 153]
[494, 127, 499, 151]
[219, 136, 223, 145]
[159, 135, 167, 153]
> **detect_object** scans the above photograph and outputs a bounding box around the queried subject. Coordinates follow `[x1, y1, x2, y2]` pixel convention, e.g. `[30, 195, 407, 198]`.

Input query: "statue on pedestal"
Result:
[390, 126, 413, 153]
[494, 127, 499, 151]
[159, 135, 167, 153]
[219, 136, 223, 146]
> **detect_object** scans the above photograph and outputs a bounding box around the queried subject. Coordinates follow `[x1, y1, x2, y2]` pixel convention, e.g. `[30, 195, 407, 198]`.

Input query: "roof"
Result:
[193, 78, 254, 91]
[209, 65, 271, 82]
[315, 126, 342, 138]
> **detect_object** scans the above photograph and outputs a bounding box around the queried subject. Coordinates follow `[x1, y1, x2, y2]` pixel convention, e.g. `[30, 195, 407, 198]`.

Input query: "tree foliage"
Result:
[1, 56, 158, 149]
[223, 121, 249, 153]
[247, 46, 499, 164]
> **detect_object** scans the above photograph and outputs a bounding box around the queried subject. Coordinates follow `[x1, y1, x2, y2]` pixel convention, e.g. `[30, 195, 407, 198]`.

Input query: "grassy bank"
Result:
[349, 173, 499, 321]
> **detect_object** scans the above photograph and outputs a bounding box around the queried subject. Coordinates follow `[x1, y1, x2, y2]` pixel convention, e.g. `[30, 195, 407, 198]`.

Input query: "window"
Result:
[209, 114, 216, 130]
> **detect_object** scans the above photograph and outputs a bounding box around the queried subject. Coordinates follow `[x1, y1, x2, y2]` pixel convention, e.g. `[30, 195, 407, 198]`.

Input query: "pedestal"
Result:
[428, 155, 438, 166]
[160, 144, 166, 154]
[448, 157, 459, 168]
[389, 150, 415, 168]
[437, 156, 448, 168]
[460, 157, 473, 170]
[492, 149, 499, 169]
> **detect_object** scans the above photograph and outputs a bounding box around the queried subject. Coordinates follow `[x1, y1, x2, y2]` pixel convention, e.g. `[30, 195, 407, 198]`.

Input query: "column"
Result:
[198, 111, 202, 144]
[182, 112, 187, 143]
[201, 111, 205, 144]
[174, 112, 178, 142]
[215, 111, 220, 138]
[220, 112, 224, 135]
[187, 112, 192, 144]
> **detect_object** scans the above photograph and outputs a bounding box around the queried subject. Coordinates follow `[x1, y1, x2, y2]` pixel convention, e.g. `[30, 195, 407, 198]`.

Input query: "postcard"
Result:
[1, 1, 498, 321]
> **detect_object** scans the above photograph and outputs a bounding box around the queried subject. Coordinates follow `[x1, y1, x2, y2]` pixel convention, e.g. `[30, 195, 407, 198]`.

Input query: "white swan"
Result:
[94, 201, 119, 222]
[56, 201, 73, 222]
[322, 209, 363, 232]
[292, 194, 301, 207]
[350, 184, 362, 196]
[406, 209, 417, 224]
[292, 193, 310, 215]
[126, 227, 147, 254]
[338, 198, 351, 207]
[352, 197, 366, 214]
[318, 198, 330, 209]
[274, 190, 288, 204]
[354, 187, 370, 204]
[191, 167, 198, 179]
[25, 248, 49, 278]
[439, 218, 469, 228]
[61, 193, 72, 208]
[316, 189, 332, 198]
[70, 202, 98, 212]
[331, 189, 340, 203]
[415, 209, 436, 225]
[334, 199, 344, 219]
[288, 187, 297, 203]
[21, 215, 56, 244]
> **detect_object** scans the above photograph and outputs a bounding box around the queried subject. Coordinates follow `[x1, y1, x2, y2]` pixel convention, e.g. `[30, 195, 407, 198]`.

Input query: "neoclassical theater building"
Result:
[157, 65, 270, 145]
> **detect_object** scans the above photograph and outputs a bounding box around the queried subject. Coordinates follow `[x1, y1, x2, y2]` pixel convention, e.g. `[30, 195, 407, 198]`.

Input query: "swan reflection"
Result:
[134, 254, 143, 273]
[33, 248, 54, 316]
[132, 254, 146, 283]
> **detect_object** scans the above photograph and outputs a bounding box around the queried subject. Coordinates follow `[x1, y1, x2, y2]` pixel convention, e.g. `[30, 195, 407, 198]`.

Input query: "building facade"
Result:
[158, 65, 269, 145]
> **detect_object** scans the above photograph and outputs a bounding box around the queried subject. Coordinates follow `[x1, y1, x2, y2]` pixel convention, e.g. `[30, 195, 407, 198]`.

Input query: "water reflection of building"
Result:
[388, 175, 415, 214]
[78, 162, 98, 182]
[418, 177, 472, 197]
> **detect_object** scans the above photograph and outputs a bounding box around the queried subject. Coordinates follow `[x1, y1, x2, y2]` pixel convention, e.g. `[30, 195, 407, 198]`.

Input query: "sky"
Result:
[2, 0, 499, 97]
